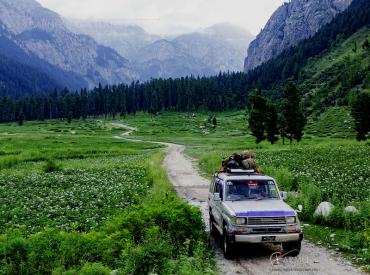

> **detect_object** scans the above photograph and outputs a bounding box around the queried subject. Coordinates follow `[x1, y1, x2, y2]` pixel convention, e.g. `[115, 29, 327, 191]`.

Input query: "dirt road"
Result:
[112, 122, 365, 275]
[163, 144, 365, 275]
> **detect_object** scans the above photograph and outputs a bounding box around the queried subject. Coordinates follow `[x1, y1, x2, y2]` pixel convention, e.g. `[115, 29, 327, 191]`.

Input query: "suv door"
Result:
[212, 180, 223, 228]
[208, 180, 216, 213]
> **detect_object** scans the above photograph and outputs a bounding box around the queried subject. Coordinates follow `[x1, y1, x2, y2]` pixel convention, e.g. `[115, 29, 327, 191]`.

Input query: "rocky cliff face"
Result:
[244, 0, 352, 72]
[0, 0, 137, 88]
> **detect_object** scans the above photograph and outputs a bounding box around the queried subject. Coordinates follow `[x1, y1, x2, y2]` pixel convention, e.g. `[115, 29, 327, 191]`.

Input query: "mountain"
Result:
[244, 0, 353, 72]
[132, 39, 213, 80]
[0, 0, 137, 90]
[64, 19, 159, 60]
[174, 23, 254, 73]
[0, 22, 89, 95]
[0, 52, 61, 97]
[66, 20, 254, 80]
[298, 27, 370, 113]
[238, 0, 370, 114]
[134, 23, 253, 80]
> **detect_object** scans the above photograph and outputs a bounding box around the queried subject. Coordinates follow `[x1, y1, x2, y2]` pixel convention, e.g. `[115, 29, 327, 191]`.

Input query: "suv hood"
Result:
[223, 200, 296, 217]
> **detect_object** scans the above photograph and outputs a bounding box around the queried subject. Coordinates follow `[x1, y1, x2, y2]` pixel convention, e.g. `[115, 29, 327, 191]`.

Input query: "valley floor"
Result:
[0, 111, 368, 274]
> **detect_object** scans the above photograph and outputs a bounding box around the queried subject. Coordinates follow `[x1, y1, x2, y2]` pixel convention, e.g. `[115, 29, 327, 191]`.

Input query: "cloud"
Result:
[37, 0, 286, 35]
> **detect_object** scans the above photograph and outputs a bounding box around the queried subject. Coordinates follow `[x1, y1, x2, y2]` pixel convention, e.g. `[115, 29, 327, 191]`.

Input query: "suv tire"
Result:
[282, 241, 301, 256]
[222, 225, 234, 259]
[209, 216, 218, 237]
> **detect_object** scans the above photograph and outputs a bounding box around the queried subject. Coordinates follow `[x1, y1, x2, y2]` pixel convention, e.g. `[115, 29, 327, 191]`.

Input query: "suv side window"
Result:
[215, 182, 221, 193]
[215, 181, 223, 200]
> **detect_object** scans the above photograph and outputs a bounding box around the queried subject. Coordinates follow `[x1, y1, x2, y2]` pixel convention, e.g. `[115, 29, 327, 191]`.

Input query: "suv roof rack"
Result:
[226, 168, 256, 174]
[215, 168, 263, 178]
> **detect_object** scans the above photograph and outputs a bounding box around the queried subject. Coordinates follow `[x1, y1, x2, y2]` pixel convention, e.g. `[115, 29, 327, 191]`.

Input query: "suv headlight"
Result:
[286, 216, 296, 224]
[236, 218, 246, 225]
[230, 217, 246, 225]
[232, 217, 245, 225]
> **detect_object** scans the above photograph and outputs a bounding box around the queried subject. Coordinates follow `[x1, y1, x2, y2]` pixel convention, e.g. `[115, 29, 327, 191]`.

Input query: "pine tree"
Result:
[67, 111, 73, 124]
[281, 82, 306, 143]
[351, 92, 370, 140]
[248, 91, 267, 144]
[266, 103, 279, 144]
[18, 111, 25, 126]
[278, 114, 288, 145]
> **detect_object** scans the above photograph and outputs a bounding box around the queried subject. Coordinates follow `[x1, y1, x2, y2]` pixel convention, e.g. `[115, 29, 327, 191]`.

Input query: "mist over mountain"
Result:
[66, 20, 254, 81]
[64, 19, 160, 60]
[244, 0, 353, 72]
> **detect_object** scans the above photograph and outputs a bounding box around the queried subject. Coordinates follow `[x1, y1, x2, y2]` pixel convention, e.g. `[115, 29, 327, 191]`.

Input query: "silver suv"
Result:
[208, 169, 303, 259]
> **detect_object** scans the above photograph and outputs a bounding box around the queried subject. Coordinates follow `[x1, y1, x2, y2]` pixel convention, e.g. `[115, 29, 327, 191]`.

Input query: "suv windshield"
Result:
[225, 180, 279, 201]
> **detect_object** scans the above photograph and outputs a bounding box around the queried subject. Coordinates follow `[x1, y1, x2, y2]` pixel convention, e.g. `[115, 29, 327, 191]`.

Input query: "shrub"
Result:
[297, 179, 322, 221]
[0, 237, 30, 275]
[53, 263, 111, 275]
[78, 263, 111, 275]
[43, 159, 62, 173]
[122, 227, 172, 275]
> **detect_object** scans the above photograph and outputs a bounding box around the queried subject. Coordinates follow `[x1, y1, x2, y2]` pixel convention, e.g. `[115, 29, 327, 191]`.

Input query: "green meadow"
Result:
[0, 109, 369, 273]
[0, 119, 215, 274]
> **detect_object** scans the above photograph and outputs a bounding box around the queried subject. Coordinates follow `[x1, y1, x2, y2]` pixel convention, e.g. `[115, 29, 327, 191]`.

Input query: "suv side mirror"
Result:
[214, 193, 221, 201]
[281, 191, 288, 201]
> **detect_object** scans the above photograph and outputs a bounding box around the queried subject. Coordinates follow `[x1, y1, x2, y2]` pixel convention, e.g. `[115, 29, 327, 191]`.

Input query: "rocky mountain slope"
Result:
[244, 0, 353, 72]
[67, 21, 254, 81]
[174, 23, 253, 73]
[65, 19, 159, 61]
[132, 39, 213, 80]
[0, 22, 88, 93]
[0, 0, 136, 89]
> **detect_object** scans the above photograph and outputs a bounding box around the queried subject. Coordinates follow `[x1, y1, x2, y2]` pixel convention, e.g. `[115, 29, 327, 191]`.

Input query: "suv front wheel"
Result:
[222, 225, 234, 259]
[282, 241, 301, 256]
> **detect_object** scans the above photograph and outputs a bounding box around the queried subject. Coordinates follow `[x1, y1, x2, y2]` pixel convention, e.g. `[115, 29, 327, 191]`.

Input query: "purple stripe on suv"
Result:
[236, 211, 296, 217]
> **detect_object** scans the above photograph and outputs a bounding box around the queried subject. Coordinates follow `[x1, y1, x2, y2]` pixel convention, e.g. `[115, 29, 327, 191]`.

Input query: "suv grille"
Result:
[251, 228, 284, 234]
[247, 217, 286, 226]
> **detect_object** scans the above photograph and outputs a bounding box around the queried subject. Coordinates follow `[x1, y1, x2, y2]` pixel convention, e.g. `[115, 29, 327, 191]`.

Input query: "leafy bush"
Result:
[52, 263, 111, 275]
[43, 159, 62, 173]
[121, 227, 173, 275]
[297, 179, 322, 221]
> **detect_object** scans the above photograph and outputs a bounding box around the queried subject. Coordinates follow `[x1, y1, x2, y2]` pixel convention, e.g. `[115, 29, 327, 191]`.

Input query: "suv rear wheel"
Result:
[222, 225, 234, 259]
[282, 241, 301, 256]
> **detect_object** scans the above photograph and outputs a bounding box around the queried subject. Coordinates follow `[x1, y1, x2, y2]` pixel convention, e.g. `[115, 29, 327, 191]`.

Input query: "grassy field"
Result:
[0, 119, 216, 274]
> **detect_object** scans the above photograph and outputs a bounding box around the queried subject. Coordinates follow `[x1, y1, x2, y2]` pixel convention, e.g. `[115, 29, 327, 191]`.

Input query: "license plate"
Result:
[262, 236, 276, 241]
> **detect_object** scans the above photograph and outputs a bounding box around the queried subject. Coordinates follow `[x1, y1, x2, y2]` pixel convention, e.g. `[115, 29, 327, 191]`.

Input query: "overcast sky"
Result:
[37, 0, 286, 35]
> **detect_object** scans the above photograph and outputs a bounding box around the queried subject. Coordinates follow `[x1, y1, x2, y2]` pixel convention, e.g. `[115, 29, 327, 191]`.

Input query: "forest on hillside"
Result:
[0, 0, 369, 124]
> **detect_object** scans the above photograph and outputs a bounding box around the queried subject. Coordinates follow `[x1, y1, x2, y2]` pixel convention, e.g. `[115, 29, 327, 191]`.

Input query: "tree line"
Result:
[0, 74, 252, 123]
[248, 83, 306, 144]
